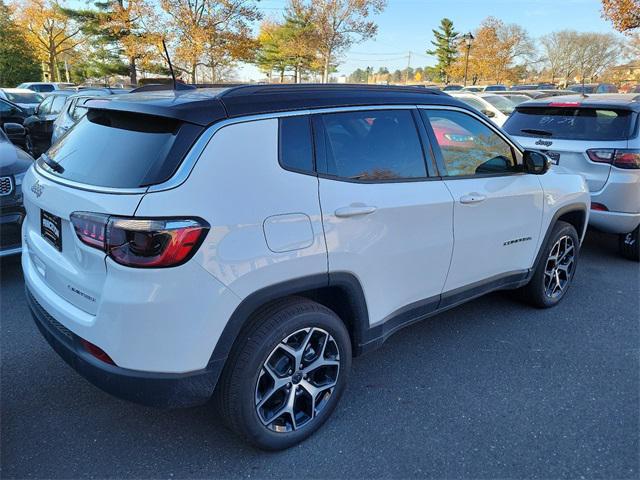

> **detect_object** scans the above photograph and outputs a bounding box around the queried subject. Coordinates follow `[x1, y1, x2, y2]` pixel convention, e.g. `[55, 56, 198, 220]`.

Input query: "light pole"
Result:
[461, 32, 474, 87]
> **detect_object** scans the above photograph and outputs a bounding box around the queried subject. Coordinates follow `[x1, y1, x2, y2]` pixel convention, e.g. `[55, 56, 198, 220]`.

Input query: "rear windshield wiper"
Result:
[39, 153, 65, 174]
[520, 128, 553, 137]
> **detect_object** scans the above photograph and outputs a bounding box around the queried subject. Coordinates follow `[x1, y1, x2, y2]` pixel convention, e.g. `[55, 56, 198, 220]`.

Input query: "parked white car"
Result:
[17, 82, 75, 94]
[505, 94, 640, 260]
[449, 92, 516, 126]
[22, 85, 589, 450]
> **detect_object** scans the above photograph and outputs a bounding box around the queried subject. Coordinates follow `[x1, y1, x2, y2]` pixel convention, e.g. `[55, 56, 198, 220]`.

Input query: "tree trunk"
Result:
[295, 64, 301, 83]
[279, 68, 284, 83]
[129, 57, 137, 85]
[323, 54, 330, 83]
[191, 63, 197, 84]
[48, 51, 56, 82]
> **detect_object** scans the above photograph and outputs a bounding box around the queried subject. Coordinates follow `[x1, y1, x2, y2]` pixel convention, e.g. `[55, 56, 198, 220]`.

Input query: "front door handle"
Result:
[335, 205, 377, 218]
[459, 193, 487, 204]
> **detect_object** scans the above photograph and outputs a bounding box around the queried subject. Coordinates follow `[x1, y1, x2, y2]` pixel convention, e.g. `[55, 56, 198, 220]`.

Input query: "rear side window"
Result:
[42, 109, 202, 188]
[50, 95, 67, 114]
[504, 107, 634, 141]
[279, 116, 314, 173]
[318, 110, 427, 181]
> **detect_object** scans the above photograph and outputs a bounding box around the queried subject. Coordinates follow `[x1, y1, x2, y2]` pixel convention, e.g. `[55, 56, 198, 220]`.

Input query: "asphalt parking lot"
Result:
[1, 230, 638, 479]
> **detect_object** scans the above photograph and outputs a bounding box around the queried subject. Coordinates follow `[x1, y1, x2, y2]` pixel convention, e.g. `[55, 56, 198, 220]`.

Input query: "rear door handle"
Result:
[459, 193, 487, 204]
[334, 205, 377, 218]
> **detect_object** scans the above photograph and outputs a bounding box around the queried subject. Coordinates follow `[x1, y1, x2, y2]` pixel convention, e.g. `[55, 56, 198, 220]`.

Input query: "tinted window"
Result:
[35, 84, 54, 92]
[279, 116, 313, 172]
[423, 110, 516, 177]
[319, 110, 426, 180]
[0, 100, 12, 113]
[483, 95, 516, 114]
[504, 107, 634, 141]
[37, 97, 53, 114]
[50, 95, 67, 114]
[3, 91, 43, 104]
[42, 109, 202, 188]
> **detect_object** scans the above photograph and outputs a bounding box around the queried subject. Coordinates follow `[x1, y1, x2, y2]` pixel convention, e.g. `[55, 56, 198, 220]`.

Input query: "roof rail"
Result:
[218, 83, 444, 98]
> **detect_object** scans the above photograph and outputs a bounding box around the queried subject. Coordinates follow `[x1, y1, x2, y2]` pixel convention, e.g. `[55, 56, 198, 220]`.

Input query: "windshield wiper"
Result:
[520, 128, 553, 137]
[39, 153, 65, 174]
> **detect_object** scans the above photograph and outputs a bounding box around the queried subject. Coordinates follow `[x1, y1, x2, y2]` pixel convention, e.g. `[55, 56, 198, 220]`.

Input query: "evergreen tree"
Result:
[0, 1, 42, 85]
[426, 18, 459, 84]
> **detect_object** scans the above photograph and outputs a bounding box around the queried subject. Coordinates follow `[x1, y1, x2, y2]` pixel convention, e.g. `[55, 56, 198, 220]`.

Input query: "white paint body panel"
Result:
[443, 174, 544, 291]
[319, 178, 454, 325]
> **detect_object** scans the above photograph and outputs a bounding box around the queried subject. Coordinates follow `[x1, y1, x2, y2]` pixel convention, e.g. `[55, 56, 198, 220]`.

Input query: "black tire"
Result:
[215, 297, 351, 450]
[519, 221, 580, 308]
[618, 226, 640, 261]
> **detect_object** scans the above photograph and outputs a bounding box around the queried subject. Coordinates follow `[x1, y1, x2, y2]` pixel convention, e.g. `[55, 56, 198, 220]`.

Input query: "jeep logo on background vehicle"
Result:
[535, 139, 553, 147]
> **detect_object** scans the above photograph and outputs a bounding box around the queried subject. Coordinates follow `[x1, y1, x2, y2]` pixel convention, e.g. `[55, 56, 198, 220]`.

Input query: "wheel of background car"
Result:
[216, 297, 351, 450]
[618, 226, 640, 262]
[516, 221, 580, 308]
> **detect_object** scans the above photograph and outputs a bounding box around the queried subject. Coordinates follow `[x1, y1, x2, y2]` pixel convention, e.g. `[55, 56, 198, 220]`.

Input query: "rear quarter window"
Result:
[42, 109, 203, 188]
[279, 116, 314, 173]
[504, 107, 635, 141]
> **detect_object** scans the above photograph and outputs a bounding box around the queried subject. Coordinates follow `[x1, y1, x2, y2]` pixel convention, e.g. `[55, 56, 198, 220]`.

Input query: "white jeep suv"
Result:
[22, 85, 590, 450]
[504, 94, 640, 260]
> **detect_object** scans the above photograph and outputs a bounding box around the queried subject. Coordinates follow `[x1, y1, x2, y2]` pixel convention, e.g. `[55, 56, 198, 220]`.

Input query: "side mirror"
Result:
[481, 109, 495, 118]
[523, 150, 551, 175]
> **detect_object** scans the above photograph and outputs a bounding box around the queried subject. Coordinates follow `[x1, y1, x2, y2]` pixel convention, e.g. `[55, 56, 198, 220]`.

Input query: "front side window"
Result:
[423, 110, 517, 177]
[319, 110, 427, 181]
[37, 96, 53, 115]
[279, 116, 314, 173]
[50, 95, 67, 114]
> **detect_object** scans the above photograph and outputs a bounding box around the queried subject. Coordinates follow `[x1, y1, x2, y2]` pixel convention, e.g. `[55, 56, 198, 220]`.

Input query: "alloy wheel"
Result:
[255, 327, 340, 433]
[544, 235, 575, 299]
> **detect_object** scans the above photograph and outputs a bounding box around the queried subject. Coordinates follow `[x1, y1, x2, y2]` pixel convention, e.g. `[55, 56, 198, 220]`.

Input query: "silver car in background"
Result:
[504, 94, 640, 261]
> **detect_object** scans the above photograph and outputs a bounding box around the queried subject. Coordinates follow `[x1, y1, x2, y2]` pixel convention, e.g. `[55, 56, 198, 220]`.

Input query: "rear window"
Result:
[4, 91, 43, 104]
[41, 109, 202, 188]
[504, 107, 635, 141]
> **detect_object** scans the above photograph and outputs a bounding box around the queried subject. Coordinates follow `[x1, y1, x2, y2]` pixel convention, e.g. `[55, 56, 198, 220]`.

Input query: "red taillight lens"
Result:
[548, 102, 580, 107]
[81, 339, 115, 365]
[613, 150, 640, 169]
[587, 149, 615, 163]
[591, 202, 609, 211]
[70, 213, 209, 268]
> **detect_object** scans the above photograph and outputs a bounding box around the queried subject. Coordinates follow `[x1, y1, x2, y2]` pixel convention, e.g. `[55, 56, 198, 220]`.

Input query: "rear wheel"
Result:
[216, 297, 351, 450]
[618, 226, 640, 261]
[519, 221, 579, 308]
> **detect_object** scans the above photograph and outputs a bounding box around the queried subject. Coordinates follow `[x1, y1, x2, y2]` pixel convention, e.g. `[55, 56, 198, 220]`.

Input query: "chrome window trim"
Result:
[33, 104, 477, 195]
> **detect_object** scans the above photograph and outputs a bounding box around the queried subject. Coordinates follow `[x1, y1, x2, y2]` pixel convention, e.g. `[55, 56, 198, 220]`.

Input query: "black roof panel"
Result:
[85, 84, 471, 126]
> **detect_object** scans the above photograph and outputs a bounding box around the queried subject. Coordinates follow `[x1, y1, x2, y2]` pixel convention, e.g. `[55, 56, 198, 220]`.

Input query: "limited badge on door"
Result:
[41, 209, 62, 251]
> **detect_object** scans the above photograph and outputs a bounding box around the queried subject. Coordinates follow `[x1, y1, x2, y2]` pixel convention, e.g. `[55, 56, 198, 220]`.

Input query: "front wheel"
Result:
[619, 226, 640, 261]
[519, 221, 580, 308]
[216, 297, 351, 450]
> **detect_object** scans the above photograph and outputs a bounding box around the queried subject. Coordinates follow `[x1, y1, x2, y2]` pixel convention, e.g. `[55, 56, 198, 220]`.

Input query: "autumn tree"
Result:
[13, 0, 82, 82]
[541, 30, 580, 84]
[426, 18, 458, 84]
[0, 0, 41, 85]
[161, 0, 260, 84]
[450, 17, 533, 84]
[602, 0, 640, 32]
[573, 32, 622, 83]
[291, 0, 386, 83]
[64, 0, 162, 85]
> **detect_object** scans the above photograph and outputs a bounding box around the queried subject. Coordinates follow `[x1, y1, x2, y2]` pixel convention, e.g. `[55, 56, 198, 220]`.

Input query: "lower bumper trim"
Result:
[26, 286, 224, 408]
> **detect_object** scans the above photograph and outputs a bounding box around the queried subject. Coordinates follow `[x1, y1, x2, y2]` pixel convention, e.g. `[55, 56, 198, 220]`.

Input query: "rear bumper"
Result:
[589, 209, 640, 234]
[26, 286, 223, 408]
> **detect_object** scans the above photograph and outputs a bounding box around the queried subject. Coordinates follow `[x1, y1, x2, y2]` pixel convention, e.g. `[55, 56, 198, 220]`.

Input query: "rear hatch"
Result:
[23, 108, 202, 314]
[504, 104, 635, 192]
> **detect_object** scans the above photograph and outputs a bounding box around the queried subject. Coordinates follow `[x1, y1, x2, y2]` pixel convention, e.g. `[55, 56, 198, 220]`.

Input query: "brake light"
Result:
[613, 150, 640, 169]
[70, 212, 209, 268]
[548, 102, 580, 107]
[587, 149, 640, 169]
[591, 202, 608, 211]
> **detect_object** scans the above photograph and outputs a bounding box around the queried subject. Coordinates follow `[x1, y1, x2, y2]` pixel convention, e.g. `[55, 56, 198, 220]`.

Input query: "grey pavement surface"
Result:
[1, 230, 638, 479]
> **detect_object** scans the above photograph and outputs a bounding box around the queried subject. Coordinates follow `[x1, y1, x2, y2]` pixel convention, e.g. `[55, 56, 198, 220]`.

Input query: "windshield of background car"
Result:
[4, 91, 43, 104]
[483, 95, 516, 114]
[504, 107, 635, 141]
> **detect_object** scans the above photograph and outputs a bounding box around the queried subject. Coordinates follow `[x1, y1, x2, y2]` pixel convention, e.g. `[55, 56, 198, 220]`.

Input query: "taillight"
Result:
[70, 212, 209, 268]
[548, 102, 580, 107]
[587, 149, 640, 169]
[591, 202, 608, 211]
[81, 338, 115, 365]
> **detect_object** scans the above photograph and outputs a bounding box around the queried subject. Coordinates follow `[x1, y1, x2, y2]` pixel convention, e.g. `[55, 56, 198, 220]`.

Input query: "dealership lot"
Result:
[1, 230, 638, 479]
